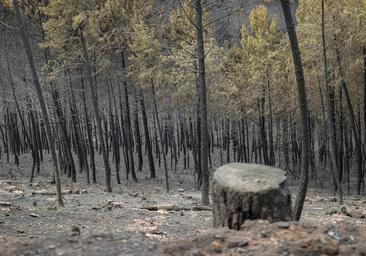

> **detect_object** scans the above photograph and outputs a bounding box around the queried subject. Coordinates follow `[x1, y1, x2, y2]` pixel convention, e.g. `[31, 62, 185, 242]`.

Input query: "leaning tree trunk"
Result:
[212, 163, 292, 230]
[13, 0, 63, 206]
[280, 0, 310, 221]
[6, 54, 37, 184]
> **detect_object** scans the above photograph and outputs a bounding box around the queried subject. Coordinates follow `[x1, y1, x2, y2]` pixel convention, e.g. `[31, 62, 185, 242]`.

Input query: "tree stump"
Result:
[212, 163, 292, 230]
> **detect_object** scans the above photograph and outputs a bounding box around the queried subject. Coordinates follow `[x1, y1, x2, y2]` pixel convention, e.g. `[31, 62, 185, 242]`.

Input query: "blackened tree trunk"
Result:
[52, 89, 76, 182]
[80, 31, 112, 192]
[133, 92, 143, 173]
[195, 0, 210, 205]
[122, 52, 138, 182]
[281, 0, 310, 220]
[151, 79, 169, 192]
[140, 91, 156, 178]
[335, 43, 363, 195]
[13, 0, 63, 206]
[321, 0, 343, 203]
[6, 55, 37, 184]
[107, 78, 121, 184]
[363, 46, 366, 184]
[81, 76, 97, 183]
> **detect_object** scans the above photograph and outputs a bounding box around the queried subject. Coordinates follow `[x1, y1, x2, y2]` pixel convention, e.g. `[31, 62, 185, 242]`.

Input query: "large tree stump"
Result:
[212, 163, 292, 230]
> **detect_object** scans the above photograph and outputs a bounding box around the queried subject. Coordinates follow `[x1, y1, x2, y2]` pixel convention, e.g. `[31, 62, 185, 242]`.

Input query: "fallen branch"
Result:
[31, 189, 72, 196]
[141, 205, 211, 212]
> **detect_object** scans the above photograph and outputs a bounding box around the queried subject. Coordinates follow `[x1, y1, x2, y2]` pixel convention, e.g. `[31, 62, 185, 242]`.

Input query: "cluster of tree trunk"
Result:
[0, 0, 365, 219]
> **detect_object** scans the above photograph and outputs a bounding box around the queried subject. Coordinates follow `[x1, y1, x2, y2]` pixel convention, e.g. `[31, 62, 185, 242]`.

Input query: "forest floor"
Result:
[1, 157, 366, 255]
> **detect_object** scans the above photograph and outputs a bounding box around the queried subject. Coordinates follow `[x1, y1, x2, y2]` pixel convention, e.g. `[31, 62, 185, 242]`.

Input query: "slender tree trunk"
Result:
[195, 0, 210, 205]
[79, 31, 112, 192]
[6, 54, 36, 184]
[133, 92, 143, 173]
[321, 0, 343, 203]
[335, 42, 363, 195]
[81, 76, 97, 183]
[151, 79, 169, 192]
[13, 0, 63, 206]
[140, 91, 156, 178]
[281, 0, 310, 220]
[121, 52, 138, 182]
[363, 46, 366, 187]
[52, 89, 76, 182]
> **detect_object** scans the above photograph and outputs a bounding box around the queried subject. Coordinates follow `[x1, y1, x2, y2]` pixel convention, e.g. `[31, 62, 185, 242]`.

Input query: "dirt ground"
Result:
[1, 155, 366, 255]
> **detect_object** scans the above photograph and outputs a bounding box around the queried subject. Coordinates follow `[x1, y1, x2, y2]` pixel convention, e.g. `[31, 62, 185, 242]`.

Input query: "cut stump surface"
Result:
[212, 163, 292, 229]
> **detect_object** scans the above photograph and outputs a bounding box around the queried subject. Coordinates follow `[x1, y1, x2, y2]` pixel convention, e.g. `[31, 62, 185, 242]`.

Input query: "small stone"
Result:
[30, 213, 40, 218]
[17, 230, 25, 233]
[326, 209, 338, 215]
[70, 226, 80, 236]
[0, 202, 12, 207]
[327, 229, 341, 241]
[341, 207, 352, 217]
[260, 231, 269, 238]
[12, 190, 24, 195]
[67, 238, 78, 243]
[141, 196, 147, 201]
[228, 240, 249, 248]
[277, 222, 290, 229]
[178, 189, 184, 192]
[210, 241, 223, 253]
[214, 234, 225, 241]
[0, 220, 4, 224]
[112, 202, 123, 208]
[81, 189, 88, 194]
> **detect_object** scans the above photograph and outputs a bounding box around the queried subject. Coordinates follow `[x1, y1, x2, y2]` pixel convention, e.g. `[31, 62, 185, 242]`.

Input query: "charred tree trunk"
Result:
[281, 0, 310, 220]
[13, 0, 63, 206]
[80, 31, 112, 192]
[321, 0, 343, 203]
[140, 91, 156, 179]
[151, 79, 169, 192]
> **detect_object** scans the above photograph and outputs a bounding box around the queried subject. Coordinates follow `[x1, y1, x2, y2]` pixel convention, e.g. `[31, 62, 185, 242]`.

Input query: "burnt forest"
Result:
[1, 0, 366, 255]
